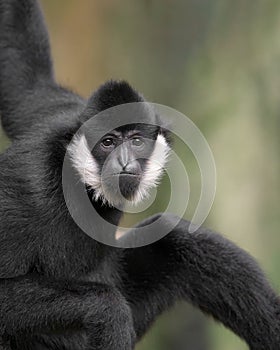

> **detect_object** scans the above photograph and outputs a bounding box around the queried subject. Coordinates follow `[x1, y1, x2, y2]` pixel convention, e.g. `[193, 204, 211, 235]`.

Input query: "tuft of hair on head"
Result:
[86, 80, 145, 115]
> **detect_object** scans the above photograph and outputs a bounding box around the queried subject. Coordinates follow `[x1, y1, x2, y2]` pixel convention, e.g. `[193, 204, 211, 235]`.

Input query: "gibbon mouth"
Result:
[113, 172, 141, 177]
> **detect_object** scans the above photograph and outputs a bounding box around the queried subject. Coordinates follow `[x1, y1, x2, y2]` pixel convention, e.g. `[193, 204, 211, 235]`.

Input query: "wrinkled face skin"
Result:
[69, 124, 170, 207]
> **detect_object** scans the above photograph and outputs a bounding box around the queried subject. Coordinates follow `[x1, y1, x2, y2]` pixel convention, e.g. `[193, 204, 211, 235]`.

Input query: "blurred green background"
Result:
[1, 0, 280, 349]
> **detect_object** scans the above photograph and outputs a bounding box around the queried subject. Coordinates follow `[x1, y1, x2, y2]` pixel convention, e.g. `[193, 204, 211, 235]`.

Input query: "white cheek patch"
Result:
[67, 134, 103, 201]
[133, 134, 170, 204]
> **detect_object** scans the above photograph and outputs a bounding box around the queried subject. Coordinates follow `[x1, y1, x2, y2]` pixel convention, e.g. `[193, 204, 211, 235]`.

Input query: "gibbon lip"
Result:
[113, 172, 140, 177]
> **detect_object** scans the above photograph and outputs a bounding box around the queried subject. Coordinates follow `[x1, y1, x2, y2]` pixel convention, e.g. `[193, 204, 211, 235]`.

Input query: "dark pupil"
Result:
[132, 138, 143, 146]
[103, 138, 113, 147]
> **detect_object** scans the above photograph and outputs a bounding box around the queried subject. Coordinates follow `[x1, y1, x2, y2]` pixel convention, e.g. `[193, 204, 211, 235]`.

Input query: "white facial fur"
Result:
[68, 133, 170, 207]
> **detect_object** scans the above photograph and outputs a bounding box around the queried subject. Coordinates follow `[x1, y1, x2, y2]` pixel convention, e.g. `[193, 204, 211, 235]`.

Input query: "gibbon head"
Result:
[68, 80, 170, 207]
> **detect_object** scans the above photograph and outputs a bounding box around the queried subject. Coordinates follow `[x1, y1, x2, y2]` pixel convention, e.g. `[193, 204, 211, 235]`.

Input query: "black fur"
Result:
[0, 1, 280, 349]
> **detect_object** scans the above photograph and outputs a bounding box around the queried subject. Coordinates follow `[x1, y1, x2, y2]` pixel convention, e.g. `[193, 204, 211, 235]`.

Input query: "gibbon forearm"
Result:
[0, 0, 85, 139]
[0, 0, 53, 101]
[120, 214, 280, 349]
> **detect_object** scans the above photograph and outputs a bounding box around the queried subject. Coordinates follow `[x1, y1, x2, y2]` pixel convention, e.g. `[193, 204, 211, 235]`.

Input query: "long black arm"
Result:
[119, 214, 280, 350]
[0, 0, 85, 140]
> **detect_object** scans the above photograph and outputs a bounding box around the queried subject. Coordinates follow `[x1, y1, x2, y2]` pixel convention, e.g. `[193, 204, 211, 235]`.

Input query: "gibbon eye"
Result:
[102, 138, 114, 147]
[132, 137, 144, 147]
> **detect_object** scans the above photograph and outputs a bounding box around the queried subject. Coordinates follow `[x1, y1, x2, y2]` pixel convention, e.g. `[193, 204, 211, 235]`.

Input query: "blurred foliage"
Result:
[1, 0, 280, 349]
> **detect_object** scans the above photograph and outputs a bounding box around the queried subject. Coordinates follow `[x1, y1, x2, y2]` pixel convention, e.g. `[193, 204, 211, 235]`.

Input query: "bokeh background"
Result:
[1, 1, 280, 349]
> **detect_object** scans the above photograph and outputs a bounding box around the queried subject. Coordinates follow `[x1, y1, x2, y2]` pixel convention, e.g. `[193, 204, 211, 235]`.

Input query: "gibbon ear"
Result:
[155, 113, 173, 146]
[159, 126, 173, 146]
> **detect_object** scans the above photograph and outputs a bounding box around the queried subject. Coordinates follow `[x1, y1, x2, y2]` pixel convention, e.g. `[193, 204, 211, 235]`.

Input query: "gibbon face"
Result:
[69, 124, 170, 207]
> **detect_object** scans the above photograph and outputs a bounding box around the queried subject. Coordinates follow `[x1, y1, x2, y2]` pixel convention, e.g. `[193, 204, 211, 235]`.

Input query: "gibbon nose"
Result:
[117, 145, 141, 175]
[117, 145, 129, 170]
[121, 160, 141, 175]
